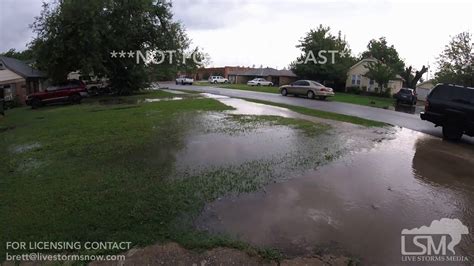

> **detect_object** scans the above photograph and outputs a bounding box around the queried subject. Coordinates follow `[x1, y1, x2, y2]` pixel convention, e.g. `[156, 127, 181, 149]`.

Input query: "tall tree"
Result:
[291, 25, 356, 88]
[362, 37, 405, 74]
[363, 61, 397, 95]
[30, 0, 192, 94]
[434, 32, 473, 87]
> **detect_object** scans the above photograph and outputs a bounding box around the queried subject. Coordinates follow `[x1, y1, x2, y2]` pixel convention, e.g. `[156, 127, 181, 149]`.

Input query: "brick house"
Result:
[193, 66, 248, 81]
[227, 67, 297, 86]
[0, 56, 47, 104]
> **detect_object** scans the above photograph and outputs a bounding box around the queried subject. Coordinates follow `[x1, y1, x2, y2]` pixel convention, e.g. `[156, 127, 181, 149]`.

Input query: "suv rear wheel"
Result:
[442, 125, 463, 141]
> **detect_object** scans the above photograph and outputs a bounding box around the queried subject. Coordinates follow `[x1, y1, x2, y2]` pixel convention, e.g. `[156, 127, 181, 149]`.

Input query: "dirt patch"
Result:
[89, 242, 351, 266]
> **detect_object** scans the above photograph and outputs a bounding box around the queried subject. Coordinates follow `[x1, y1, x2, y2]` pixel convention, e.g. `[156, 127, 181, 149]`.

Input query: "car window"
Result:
[451, 87, 472, 104]
[311, 81, 323, 87]
[400, 89, 411, 94]
[47, 86, 60, 91]
[430, 85, 474, 105]
[429, 85, 450, 100]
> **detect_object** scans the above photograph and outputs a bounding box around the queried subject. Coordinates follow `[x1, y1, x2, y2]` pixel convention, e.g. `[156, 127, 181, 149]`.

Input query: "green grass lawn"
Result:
[239, 98, 388, 127]
[195, 82, 395, 109]
[241, 98, 388, 127]
[2, 91, 346, 262]
[331, 92, 395, 109]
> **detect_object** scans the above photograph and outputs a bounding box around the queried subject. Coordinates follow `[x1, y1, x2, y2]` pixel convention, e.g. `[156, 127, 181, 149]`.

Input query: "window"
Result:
[293, 80, 309, 86]
[430, 85, 474, 105]
[293, 80, 308, 86]
[369, 79, 375, 85]
[352, 75, 361, 86]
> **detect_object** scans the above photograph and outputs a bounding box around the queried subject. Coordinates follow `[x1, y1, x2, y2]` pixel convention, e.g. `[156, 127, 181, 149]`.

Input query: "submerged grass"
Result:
[230, 115, 330, 137]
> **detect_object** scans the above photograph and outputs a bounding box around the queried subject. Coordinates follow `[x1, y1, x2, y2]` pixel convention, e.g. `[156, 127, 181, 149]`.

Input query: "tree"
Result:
[0, 48, 34, 61]
[362, 37, 405, 74]
[291, 25, 356, 89]
[434, 32, 473, 87]
[364, 61, 397, 95]
[30, 0, 192, 94]
[401, 65, 428, 90]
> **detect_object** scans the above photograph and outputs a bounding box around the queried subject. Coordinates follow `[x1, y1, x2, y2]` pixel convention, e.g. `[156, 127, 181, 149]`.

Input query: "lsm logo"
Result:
[401, 218, 470, 263]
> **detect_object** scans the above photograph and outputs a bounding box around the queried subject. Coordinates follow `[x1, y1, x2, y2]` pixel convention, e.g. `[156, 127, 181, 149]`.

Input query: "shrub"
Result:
[346, 86, 362, 95]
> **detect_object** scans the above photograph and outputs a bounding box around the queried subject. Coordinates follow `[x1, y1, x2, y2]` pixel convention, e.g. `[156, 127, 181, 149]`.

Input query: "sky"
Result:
[1, 0, 472, 78]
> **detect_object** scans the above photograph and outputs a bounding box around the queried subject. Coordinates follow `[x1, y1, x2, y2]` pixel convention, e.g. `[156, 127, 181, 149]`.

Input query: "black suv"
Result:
[420, 84, 474, 141]
[394, 88, 417, 105]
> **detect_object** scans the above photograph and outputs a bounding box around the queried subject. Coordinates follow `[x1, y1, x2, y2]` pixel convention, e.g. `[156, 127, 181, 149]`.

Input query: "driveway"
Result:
[163, 83, 473, 144]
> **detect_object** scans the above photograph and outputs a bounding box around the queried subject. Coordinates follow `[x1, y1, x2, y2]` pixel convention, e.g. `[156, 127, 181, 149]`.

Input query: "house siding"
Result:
[346, 59, 403, 95]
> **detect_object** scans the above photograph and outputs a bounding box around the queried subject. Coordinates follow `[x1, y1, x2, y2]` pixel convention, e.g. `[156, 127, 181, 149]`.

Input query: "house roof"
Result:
[0, 56, 46, 79]
[348, 58, 378, 71]
[228, 67, 297, 77]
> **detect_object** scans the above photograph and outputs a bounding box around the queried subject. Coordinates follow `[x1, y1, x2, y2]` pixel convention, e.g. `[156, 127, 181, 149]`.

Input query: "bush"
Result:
[346, 86, 362, 94]
[5, 96, 22, 109]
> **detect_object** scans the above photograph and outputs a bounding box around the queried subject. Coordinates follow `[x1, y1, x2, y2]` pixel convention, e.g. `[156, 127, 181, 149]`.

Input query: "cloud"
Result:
[0, 0, 43, 52]
[172, 0, 250, 30]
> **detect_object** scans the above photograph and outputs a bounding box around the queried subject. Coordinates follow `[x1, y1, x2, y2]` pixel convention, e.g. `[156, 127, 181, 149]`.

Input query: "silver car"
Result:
[279, 80, 335, 100]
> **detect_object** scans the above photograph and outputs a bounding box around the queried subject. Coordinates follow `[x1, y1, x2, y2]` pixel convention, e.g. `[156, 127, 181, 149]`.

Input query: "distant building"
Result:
[0, 56, 47, 104]
[193, 66, 240, 80]
[346, 58, 404, 95]
[227, 67, 297, 86]
[193, 66, 297, 86]
[416, 79, 435, 101]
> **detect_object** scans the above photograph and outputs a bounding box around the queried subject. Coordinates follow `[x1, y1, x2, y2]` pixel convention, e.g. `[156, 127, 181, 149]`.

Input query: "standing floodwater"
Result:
[196, 128, 474, 265]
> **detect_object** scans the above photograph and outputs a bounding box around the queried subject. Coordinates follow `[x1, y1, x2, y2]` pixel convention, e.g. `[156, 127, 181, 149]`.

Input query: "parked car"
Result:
[247, 78, 273, 86]
[279, 80, 335, 100]
[175, 76, 194, 85]
[420, 83, 474, 141]
[208, 76, 228, 84]
[25, 80, 88, 109]
[394, 88, 417, 105]
[68, 72, 110, 96]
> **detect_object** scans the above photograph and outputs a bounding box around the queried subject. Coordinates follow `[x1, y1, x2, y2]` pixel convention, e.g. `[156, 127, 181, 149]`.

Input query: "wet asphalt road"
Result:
[163, 83, 474, 145]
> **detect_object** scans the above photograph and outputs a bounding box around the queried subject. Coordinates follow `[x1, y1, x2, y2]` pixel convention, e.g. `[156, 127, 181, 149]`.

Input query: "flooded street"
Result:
[196, 128, 474, 265]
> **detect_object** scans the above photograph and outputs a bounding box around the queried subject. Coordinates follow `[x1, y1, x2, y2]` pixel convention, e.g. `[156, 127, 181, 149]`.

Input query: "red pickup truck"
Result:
[26, 80, 88, 109]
